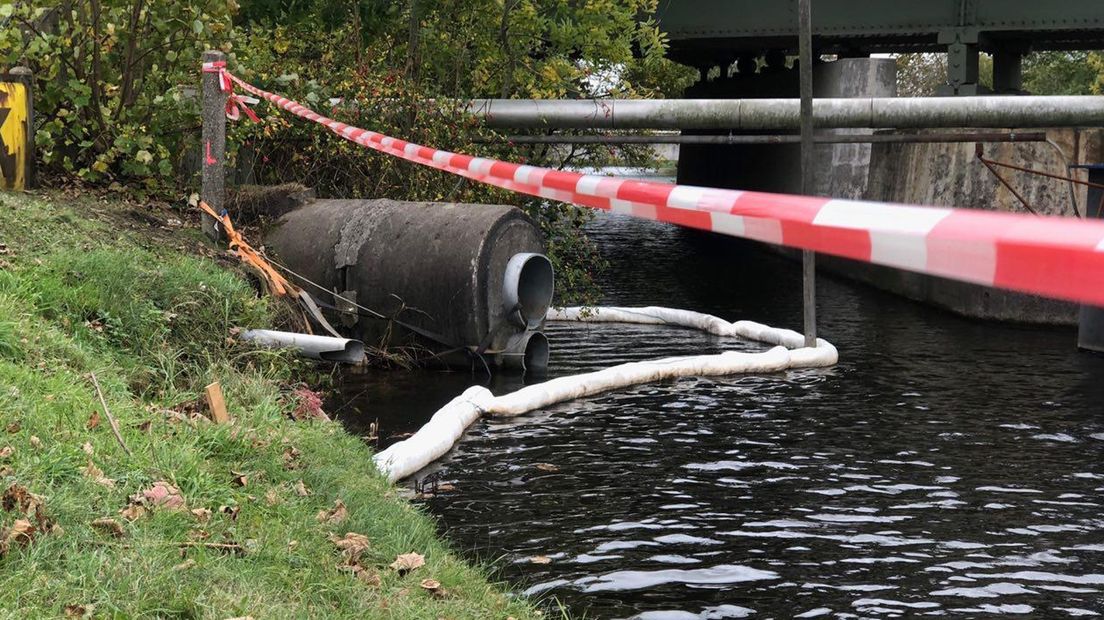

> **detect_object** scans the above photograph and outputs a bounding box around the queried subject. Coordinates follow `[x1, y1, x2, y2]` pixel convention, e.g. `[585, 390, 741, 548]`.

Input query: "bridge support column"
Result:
[1077, 164, 1104, 353]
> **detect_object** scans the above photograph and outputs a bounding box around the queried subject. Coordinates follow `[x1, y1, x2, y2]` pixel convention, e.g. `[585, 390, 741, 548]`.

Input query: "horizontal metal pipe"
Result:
[241, 329, 365, 364]
[479, 131, 1048, 146]
[467, 97, 1104, 130]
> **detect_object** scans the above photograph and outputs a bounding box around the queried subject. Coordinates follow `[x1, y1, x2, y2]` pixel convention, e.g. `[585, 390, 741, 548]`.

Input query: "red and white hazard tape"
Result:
[218, 68, 1104, 307]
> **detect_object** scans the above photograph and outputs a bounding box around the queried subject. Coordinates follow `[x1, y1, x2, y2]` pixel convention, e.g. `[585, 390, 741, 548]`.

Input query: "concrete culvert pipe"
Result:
[264, 198, 552, 370]
[495, 330, 549, 374]
[503, 253, 554, 329]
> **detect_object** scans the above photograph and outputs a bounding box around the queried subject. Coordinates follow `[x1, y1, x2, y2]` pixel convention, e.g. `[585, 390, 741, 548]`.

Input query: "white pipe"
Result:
[372, 306, 837, 482]
[241, 329, 365, 364]
[468, 96, 1104, 130]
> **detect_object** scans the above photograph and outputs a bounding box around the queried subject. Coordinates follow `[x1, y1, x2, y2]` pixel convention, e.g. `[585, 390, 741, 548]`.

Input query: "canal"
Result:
[334, 210, 1104, 618]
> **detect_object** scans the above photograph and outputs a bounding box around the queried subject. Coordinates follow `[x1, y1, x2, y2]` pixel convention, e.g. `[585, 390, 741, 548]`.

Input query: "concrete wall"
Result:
[678, 57, 1102, 324]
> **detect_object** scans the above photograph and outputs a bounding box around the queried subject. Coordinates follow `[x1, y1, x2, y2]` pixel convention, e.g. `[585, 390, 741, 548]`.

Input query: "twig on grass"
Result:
[90, 372, 134, 457]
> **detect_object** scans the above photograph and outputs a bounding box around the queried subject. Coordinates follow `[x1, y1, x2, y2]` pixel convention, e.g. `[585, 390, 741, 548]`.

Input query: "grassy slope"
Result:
[0, 191, 540, 619]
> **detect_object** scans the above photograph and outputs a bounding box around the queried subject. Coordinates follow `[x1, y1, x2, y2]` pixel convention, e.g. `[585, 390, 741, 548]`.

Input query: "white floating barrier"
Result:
[372, 306, 838, 482]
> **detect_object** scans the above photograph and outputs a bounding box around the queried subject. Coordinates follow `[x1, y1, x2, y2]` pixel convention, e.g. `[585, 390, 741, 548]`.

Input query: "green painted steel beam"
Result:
[657, 0, 1104, 62]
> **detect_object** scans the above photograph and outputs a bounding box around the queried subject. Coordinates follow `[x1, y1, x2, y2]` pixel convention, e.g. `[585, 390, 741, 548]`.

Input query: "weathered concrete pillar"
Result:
[1077, 165, 1104, 353]
[200, 50, 227, 241]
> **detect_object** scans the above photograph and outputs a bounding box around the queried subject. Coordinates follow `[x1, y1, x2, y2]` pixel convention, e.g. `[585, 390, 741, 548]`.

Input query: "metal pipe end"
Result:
[503, 253, 555, 329]
[495, 330, 549, 375]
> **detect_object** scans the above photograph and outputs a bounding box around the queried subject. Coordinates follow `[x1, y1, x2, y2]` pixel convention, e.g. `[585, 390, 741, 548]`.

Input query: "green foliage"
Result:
[0, 1, 237, 194]
[1023, 51, 1102, 95]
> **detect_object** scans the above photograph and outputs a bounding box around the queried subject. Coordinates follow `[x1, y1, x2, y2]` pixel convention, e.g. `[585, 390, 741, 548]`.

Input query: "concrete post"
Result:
[798, 0, 817, 348]
[201, 50, 227, 241]
[1076, 164, 1104, 353]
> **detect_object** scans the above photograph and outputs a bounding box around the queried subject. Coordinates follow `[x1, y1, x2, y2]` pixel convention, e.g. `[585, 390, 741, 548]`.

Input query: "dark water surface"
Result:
[334, 213, 1104, 619]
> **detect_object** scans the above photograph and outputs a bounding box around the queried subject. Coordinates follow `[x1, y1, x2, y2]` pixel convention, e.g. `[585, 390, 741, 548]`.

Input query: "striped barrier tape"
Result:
[217, 67, 1104, 307]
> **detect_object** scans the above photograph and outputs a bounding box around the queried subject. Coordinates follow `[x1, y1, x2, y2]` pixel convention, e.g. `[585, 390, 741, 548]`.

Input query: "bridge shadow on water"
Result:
[333, 212, 1104, 619]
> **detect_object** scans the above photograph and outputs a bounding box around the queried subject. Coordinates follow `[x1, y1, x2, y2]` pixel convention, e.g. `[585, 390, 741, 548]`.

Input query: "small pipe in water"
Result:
[241, 329, 366, 364]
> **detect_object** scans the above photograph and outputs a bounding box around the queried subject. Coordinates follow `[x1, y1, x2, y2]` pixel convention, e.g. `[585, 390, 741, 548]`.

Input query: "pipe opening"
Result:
[496, 330, 550, 374]
[503, 253, 554, 329]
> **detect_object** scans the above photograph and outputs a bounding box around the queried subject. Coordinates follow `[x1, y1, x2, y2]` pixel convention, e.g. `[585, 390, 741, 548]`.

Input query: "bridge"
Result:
[655, 0, 1104, 95]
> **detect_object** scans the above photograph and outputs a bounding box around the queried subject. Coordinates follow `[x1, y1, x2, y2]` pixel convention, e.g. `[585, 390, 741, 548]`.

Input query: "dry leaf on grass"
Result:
[292, 480, 310, 496]
[81, 442, 94, 456]
[90, 518, 125, 538]
[3, 483, 48, 527]
[389, 552, 425, 575]
[230, 471, 249, 487]
[5, 422, 19, 434]
[264, 489, 279, 506]
[118, 504, 146, 521]
[332, 532, 371, 562]
[140, 481, 186, 510]
[0, 518, 35, 556]
[282, 446, 301, 469]
[82, 461, 115, 488]
[190, 508, 212, 523]
[529, 555, 552, 564]
[419, 578, 446, 598]
[172, 558, 197, 571]
[219, 505, 241, 521]
[86, 411, 101, 430]
[357, 570, 382, 587]
[28, 436, 41, 449]
[316, 499, 348, 525]
[63, 603, 95, 618]
[0, 446, 13, 459]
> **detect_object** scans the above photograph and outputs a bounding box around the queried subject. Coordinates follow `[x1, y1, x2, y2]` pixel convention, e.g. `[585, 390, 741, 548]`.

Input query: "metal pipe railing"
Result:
[467, 96, 1104, 130]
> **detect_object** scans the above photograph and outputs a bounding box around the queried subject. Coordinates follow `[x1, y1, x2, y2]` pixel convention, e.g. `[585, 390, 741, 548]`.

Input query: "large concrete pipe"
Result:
[265, 199, 553, 372]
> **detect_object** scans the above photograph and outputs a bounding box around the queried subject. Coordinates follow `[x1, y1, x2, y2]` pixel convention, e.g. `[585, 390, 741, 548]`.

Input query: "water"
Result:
[333, 213, 1104, 619]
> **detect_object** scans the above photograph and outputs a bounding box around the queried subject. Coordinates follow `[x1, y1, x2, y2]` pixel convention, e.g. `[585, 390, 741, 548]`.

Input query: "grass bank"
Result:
[0, 190, 542, 618]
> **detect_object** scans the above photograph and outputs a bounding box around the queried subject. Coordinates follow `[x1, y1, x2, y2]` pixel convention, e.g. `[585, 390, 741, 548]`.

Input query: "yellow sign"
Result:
[0, 80, 30, 190]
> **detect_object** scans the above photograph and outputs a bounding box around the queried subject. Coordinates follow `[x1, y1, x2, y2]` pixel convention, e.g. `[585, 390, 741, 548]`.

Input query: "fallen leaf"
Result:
[0, 446, 12, 460]
[389, 552, 425, 575]
[332, 532, 371, 562]
[534, 463, 559, 473]
[190, 508, 211, 523]
[28, 436, 41, 449]
[63, 603, 95, 618]
[5, 422, 19, 434]
[172, 558, 196, 571]
[118, 503, 146, 521]
[0, 466, 12, 477]
[316, 499, 347, 525]
[0, 518, 35, 556]
[264, 488, 279, 506]
[230, 471, 248, 487]
[282, 446, 301, 469]
[81, 442, 94, 456]
[292, 480, 310, 496]
[134, 420, 152, 433]
[82, 461, 115, 489]
[218, 505, 240, 520]
[420, 578, 441, 592]
[90, 517, 125, 538]
[529, 555, 552, 565]
[356, 569, 382, 587]
[140, 481, 186, 510]
[86, 411, 101, 430]
[2, 483, 47, 528]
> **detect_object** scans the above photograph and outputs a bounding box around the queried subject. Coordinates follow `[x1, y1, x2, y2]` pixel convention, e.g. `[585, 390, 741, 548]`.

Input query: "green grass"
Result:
[0, 191, 543, 618]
